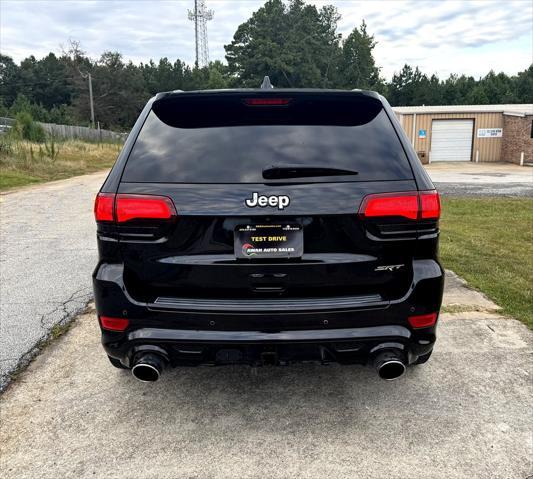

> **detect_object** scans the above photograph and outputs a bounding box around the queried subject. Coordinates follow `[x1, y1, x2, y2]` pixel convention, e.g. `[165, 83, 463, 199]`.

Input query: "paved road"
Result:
[0, 172, 107, 390]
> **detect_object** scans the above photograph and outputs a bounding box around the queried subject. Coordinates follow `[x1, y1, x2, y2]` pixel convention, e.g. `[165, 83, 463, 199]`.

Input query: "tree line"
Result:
[1, 0, 531, 130]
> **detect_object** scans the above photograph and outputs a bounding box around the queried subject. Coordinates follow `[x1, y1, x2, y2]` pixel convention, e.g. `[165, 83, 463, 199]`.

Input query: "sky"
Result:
[1, 0, 532, 80]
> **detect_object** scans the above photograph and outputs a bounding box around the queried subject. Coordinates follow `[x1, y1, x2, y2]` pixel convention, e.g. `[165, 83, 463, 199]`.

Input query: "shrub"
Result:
[43, 136, 60, 162]
[0, 135, 14, 156]
[14, 111, 46, 143]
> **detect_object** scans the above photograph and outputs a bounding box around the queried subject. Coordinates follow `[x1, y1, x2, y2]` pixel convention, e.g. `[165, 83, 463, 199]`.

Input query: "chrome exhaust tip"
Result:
[377, 359, 406, 380]
[131, 353, 165, 382]
[374, 350, 406, 381]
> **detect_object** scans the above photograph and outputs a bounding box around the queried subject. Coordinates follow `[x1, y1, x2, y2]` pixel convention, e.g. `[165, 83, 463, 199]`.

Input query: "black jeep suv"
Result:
[93, 84, 443, 382]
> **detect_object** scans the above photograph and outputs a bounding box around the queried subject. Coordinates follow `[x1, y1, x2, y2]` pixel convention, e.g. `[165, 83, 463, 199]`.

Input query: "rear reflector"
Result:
[94, 193, 176, 223]
[100, 316, 129, 332]
[358, 191, 440, 220]
[244, 98, 291, 106]
[408, 312, 438, 329]
[94, 193, 115, 222]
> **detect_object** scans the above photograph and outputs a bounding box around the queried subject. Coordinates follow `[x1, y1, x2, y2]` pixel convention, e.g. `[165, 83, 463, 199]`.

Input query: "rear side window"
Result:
[122, 93, 413, 184]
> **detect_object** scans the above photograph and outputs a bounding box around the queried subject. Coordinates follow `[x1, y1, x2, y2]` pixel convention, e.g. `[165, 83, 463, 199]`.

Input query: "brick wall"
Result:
[501, 114, 533, 164]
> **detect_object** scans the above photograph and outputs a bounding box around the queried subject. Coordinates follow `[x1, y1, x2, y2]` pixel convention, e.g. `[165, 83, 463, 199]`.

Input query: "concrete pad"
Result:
[0, 311, 531, 479]
[424, 162, 533, 184]
[442, 271, 501, 312]
[424, 162, 533, 197]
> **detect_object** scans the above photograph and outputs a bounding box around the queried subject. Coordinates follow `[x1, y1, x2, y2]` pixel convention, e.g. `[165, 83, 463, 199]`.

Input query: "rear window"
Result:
[122, 93, 413, 184]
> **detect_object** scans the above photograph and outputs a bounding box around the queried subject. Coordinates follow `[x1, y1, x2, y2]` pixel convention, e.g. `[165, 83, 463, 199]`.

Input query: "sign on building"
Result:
[477, 128, 503, 138]
[418, 129, 427, 139]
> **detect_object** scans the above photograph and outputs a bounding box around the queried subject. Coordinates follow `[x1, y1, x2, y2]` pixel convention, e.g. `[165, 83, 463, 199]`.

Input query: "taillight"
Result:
[94, 193, 115, 222]
[99, 316, 129, 331]
[244, 98, 291, 106]
[94, 193, 176, 223]
[115, 195, 176, 223]
[359, 192, 418, 220]
[408, 312, 438, 329]
[419, 191, 441, 219]
[358, 191, 440, 220]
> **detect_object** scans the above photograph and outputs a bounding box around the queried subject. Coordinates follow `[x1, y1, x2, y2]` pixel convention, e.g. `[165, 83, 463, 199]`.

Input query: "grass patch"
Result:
[440, 197, 533, 328]
[0, 170, 42, 189]
[0, 137, 121, 191]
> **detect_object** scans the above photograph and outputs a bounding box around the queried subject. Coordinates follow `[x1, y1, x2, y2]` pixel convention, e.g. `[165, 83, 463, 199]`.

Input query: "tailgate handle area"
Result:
[249, 273, 287, 279]
[249, 273, 287, 294]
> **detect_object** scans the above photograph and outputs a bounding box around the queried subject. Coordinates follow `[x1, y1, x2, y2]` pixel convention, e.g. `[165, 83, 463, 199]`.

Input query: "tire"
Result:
[107, 355, 129, 369]
[414, 351, 433, 365]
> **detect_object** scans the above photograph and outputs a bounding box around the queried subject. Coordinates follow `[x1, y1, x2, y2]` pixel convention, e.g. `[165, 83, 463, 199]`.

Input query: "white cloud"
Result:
[0, 0, 531, 79]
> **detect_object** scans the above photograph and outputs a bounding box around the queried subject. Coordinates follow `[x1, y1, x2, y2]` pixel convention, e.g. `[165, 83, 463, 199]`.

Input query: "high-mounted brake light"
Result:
[358, 191, 440, 220]
[99, 316, 129, 332]
[408, 312, 438, 329]
[94, 193, 176, 223]
[244, 98, 291, 106]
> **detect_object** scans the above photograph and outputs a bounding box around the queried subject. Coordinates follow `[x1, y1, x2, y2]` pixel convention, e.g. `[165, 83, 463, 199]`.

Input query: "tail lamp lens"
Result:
[408, 312, 438, 329]
[94, 193, 115, 222]
[94, 193, 176, 223]
[358, 191, 440, 220]
[99, 316, 129, 331]
[359, 192, 419, 220]
[115, 195, 176, 223]
[420, 191, 441, 219]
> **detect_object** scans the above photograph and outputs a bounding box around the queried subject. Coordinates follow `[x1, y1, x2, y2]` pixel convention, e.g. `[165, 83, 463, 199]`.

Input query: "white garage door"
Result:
[430, 120, 473, 162]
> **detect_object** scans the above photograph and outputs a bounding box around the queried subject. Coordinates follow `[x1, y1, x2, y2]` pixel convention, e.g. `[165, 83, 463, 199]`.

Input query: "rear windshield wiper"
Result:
[262, 165, 359, 180]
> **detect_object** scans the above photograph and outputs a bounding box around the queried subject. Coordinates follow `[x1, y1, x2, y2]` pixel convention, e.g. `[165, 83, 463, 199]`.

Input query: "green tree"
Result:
[477, 70, 517, 103]
[8, 94, 50, 122]
[388, 65, 425, 105]
[225, 0, 341, 88]
[339, 21, 382, 90]
[141, 58, 188, 94]
[514, 65, 533, 103]
[0, 54, 21, 107]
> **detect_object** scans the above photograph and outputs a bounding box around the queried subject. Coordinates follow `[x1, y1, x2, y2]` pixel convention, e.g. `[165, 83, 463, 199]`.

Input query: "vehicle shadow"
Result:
[113, 362, 422, 438]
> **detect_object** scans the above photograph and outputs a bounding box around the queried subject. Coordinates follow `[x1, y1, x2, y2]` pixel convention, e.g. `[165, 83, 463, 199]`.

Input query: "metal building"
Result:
[392, 104, 533, 165]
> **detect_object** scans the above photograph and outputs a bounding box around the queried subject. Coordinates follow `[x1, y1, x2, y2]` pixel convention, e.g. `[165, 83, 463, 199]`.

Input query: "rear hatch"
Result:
[113, 91, 435, 304]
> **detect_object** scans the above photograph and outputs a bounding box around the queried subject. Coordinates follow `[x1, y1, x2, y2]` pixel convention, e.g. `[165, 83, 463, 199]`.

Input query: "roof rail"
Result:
[261, 76, 274, 89]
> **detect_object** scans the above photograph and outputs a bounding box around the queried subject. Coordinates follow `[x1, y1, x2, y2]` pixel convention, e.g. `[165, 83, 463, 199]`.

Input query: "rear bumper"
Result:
[93, 259, 444, 368]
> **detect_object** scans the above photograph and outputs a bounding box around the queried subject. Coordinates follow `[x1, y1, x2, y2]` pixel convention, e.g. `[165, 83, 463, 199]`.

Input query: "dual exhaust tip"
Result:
[130, 349, 406, 383]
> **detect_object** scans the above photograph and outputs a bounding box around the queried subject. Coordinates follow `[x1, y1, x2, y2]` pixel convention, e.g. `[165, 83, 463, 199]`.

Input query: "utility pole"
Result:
[79, 68, 95, 128]
[87, 73, 95, 128]
[188, 0, 214, 68]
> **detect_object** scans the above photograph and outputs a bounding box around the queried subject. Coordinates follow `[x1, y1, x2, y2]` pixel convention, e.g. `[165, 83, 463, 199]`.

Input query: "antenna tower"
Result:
[188, 0, 214, 67]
